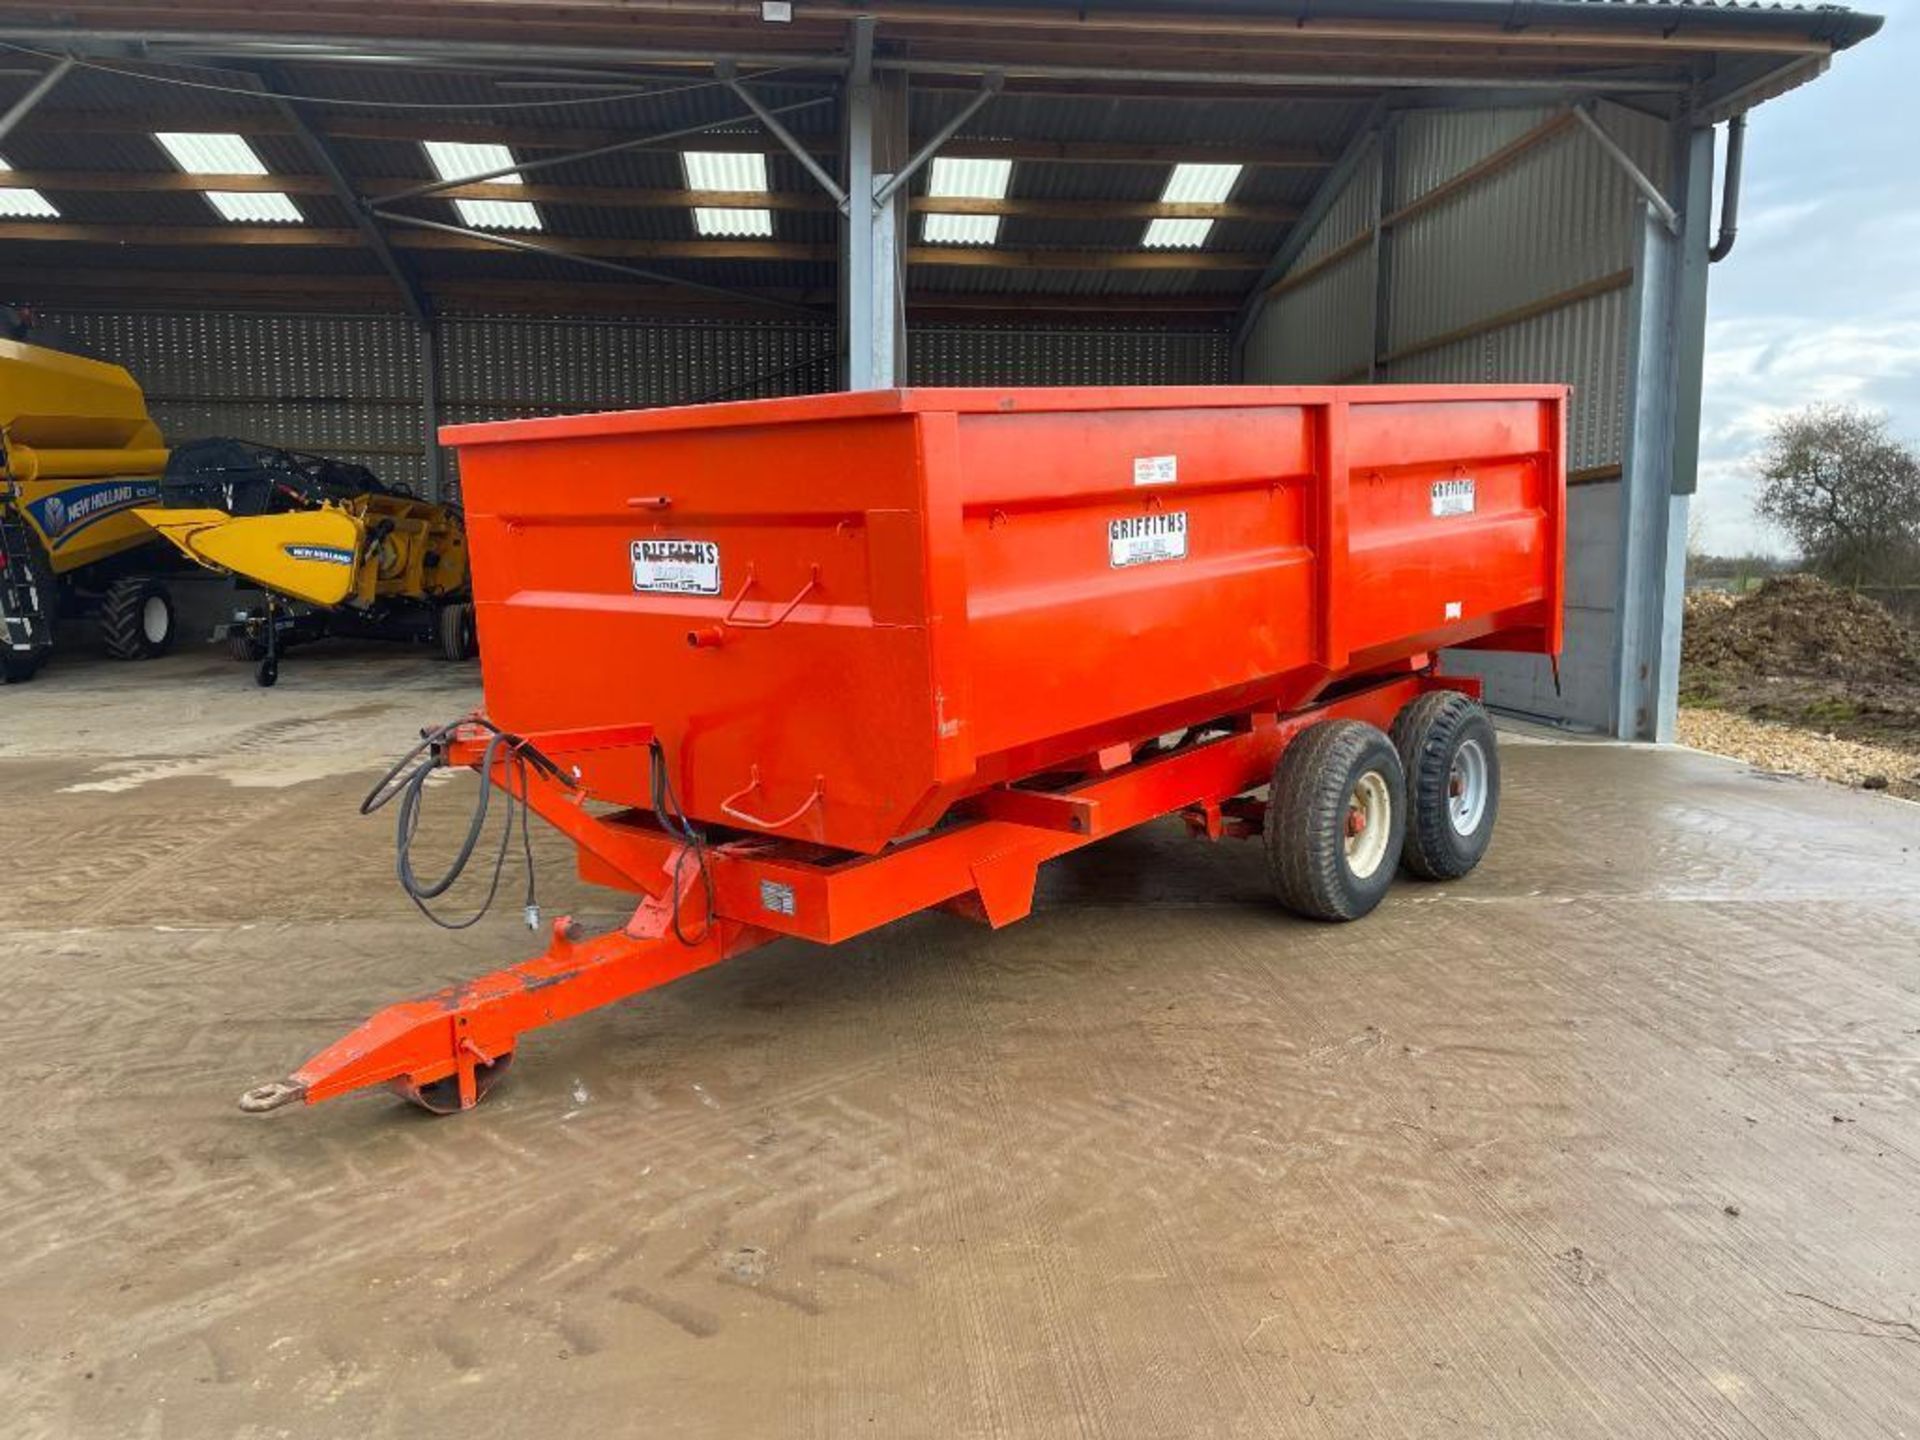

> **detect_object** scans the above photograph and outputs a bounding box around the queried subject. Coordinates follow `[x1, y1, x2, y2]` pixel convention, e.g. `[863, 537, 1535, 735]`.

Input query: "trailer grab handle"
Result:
[719, 764, 825, 830]
[688, 563, 820, 648]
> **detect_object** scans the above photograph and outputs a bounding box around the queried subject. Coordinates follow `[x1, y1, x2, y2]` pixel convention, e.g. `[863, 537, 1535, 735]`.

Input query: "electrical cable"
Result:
[648, 738, 714, 946]
[362, 719, 561, 931]
[0, 43, 806, 111]
[363, 722, 711, 945]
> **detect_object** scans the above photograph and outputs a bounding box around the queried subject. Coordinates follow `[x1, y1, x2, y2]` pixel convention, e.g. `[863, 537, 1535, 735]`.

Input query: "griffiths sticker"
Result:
[1108, 511, 1188, 569]
[1431, 477, 1476, 517]
[631, 538, 721, 596]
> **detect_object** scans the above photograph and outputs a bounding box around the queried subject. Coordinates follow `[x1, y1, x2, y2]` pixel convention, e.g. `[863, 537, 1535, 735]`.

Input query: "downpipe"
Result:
[1709, 113, 1746, 264]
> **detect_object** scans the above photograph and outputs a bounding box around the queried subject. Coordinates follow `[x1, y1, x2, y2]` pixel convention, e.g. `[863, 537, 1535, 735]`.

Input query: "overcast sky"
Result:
[1695, 4, 1917, 554]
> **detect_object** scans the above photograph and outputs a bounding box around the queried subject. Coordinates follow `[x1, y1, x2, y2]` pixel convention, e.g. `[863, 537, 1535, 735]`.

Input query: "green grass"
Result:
[1798, 696, 1861, 725]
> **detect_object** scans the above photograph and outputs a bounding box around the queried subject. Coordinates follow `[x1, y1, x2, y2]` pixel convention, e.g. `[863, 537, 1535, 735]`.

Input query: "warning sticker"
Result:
[631, 538, 721, 595]
[759, 879, 796, 917]
[1109, 511, 1188, 568]
[1431, 477, 1476, 517]
[1133, 454, 1178, 487]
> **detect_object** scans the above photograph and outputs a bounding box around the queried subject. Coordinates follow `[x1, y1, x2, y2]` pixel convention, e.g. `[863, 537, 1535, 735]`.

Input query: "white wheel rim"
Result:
[141, 595, 168, 644]
[1448, 738, 1489, 836]
[1344, 770, 1393, 880]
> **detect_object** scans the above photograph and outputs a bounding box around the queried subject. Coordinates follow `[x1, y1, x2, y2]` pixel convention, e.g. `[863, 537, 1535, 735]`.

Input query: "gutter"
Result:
[975, 1, 1887, 52]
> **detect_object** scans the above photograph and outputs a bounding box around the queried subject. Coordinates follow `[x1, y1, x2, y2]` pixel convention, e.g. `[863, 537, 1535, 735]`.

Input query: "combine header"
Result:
[138, 439, 474, 686]
[242, 385, 1564, 1117]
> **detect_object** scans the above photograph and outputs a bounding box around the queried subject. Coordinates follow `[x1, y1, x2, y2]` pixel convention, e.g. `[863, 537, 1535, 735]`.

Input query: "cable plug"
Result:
[524, 904, 541, 932]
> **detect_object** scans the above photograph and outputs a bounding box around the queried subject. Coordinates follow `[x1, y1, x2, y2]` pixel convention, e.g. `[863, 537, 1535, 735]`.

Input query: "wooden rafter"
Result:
[0, 221, 1268, 269]
[0, 266, 1240, 319]
[23, 109, 1333, 168]
[0, 170, 1301, 223]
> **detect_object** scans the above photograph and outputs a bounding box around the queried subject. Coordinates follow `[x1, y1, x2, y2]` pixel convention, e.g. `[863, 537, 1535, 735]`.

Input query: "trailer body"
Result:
[452, 386, 1563, 855]
[244, 385, 1565, 1117]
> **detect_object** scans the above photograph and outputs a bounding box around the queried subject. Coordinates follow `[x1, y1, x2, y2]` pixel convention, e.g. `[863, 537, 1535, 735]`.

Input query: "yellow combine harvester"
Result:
[1, 332, 180, 682]
[3, 312, 475, 687]
[136, 438, 475, 686]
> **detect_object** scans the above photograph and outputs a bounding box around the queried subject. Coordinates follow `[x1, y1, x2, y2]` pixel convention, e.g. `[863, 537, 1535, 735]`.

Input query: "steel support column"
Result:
[840, 18, 908, 390]
[1613, 120, 1711, 743]
[1366, 114, 1397, 382]
[420, 322, 445, 501]
[1656, 122, 1717, 742]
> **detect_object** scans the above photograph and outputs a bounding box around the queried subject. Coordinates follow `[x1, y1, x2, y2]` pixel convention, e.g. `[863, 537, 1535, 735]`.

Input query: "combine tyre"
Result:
[98, 576, 175, 661]
[436, 601, 476, 662]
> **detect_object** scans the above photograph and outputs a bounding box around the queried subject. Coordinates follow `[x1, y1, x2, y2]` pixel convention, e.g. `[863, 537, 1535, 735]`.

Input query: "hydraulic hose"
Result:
[362, 720, 540, 932]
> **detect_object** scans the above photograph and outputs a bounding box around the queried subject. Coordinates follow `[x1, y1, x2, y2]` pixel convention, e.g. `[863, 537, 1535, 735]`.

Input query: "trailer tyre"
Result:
[99, 577, 175, 660]
[437, 602, 476, 662]
[1390, 691, 1500, 881]
[1265, 720, 1407, 922]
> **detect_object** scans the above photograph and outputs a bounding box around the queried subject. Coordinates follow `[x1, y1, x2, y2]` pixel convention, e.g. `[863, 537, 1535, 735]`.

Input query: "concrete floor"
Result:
[3, 645, 1918, 1439]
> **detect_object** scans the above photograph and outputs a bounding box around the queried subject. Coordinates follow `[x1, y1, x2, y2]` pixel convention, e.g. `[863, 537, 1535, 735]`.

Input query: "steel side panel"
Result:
[953, 404, 1318, 762]
[460, 415, 942, 854]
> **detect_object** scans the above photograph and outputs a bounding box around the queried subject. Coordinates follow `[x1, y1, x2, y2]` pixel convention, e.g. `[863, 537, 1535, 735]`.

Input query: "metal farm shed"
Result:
[0, 0, 1884, 739]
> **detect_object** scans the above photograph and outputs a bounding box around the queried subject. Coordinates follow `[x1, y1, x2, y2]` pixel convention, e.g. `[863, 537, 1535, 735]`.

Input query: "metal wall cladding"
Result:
[1248, 101, 1664, 465]
[45, 306, 1231, 503]
[45, 308, 434, 489]
[1393, 106, 1558, 205]
[1243, 252, 1374, 383]
[47, 309, 422, 400]
[1298, 146, 1381, 268]
[1386, 285, 1630, 474]
[1239, 145, 1378, 382]
[1384, 101, 1664, 474]
[1387, 109, 1658, 358]
[908, 325, 1230, 386]
[436, 313, 834, 413]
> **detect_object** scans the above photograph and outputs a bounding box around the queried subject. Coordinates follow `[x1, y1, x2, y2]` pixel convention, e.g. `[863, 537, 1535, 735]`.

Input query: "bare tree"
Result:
[1755, 405, 1920, 588]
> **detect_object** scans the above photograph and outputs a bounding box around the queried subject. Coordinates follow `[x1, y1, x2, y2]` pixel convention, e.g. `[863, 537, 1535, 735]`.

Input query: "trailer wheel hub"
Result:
[1448, 738, 1490, 836]
[1344, 770, 1394, 880]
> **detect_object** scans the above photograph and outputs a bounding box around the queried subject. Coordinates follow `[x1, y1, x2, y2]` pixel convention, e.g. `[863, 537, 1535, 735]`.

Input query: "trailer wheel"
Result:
[437, 601, 476, 662]
[1391, 691, 1499, 881]
[1265, 720, 1407, 922]
[99, 577, 175, 660]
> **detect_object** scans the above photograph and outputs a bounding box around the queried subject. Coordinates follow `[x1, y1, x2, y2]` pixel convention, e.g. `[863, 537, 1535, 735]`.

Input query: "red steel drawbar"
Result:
[241, 385, 1565, 1115]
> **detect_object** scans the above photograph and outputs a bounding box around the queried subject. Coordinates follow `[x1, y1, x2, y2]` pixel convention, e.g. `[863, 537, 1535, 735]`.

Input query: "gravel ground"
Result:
[1679, 706, 1920, 801]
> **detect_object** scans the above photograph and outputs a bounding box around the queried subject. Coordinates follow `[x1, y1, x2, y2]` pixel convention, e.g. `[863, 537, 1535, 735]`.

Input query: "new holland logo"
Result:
[29, 480, 159, 547]
[283, 543, 355, 566]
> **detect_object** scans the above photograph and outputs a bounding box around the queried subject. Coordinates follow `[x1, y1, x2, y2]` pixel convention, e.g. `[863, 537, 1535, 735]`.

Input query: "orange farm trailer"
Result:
[243, 385, 1565, 1116]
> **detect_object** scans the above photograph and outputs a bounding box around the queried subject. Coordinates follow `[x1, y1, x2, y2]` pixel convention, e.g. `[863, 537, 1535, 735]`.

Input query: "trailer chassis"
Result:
[241, 664, 1473, 1115]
